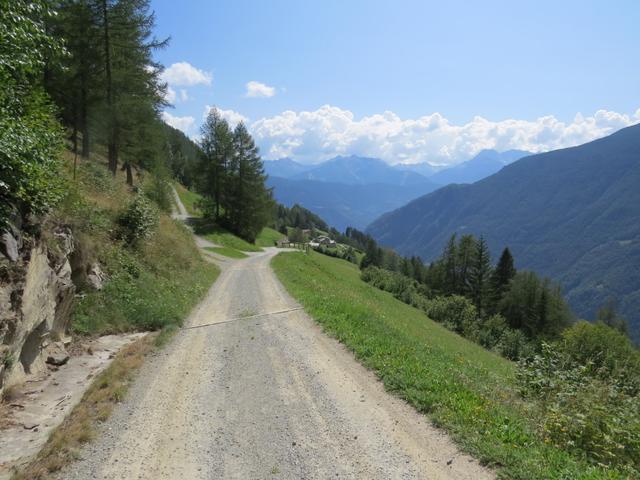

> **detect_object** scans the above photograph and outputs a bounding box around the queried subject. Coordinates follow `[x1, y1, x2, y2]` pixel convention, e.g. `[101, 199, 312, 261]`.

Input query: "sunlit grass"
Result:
[272, 251, 625, 480]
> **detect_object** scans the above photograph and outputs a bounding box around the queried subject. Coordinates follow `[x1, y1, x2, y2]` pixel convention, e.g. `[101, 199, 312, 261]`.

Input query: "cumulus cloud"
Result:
[245, 81, 276, 98]
[203, 105, 248, 128]
[161, 111, 195, 134]
[250, 105, 640, 164]
[162, 62, 212, 87]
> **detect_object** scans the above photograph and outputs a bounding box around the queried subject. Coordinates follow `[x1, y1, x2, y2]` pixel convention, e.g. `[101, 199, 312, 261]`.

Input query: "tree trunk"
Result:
[125, 162, 133, 186]
[80, 82, 90, 158]
[101, 0, 117, 175]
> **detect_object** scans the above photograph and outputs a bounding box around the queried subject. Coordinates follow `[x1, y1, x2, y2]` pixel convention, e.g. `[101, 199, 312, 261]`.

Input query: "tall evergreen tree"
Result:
[199, 108, 233, 220]
[489, 247, 516, 312]
[442, 234, 458, 295]
[94, 0, 168, 179]
[468, 236, 492, 315]
[456, 234, 476, 294]
[227, 122, 273, 242]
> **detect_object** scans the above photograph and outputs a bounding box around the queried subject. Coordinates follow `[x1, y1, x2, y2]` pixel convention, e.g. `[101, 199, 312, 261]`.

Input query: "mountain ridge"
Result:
[367, 124, 640, 340]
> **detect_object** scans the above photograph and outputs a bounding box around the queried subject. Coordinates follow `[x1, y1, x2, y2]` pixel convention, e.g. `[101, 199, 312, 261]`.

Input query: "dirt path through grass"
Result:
[55, 248, 492, 479]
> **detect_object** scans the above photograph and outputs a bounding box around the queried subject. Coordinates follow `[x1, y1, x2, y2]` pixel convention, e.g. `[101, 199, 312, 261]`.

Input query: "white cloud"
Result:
[165, 86, 177, 104]
[202, 105, 248, 128]
[245, 81, 276, 98]
[179, 89, 189, 101]
[161, 111, 195, 134]
[161, 62, 212, 87]
[250, 105, 640, 164]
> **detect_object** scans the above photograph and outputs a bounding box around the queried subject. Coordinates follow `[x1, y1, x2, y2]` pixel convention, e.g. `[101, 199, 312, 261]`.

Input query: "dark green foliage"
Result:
[162, 122, 202, 188]
[0, 0, 65, 228]
[499, 271, 573, 339]
[197, 109, 273, 243]
[468, 236, 492, 314]
[367, 124, 640, 341]
[490, 247, 516, 312]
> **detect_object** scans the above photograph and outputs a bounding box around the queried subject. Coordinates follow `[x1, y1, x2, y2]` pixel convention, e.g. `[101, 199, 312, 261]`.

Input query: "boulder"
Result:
[86, 262, 107, 290]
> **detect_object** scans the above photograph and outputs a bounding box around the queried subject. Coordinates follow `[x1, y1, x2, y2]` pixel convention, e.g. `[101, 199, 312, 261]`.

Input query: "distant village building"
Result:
[310, 235, 336, 248]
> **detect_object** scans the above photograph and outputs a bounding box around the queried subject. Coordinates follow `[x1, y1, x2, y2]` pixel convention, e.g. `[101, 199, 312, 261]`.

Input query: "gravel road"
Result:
[58, 248, 493, 480]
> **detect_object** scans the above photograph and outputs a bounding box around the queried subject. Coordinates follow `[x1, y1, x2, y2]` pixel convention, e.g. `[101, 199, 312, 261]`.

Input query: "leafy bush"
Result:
[0, 1, 65, 228]
[518, 328, 640, 472]
[560, 321, 640, 393]
[423, 295, 477, 333]
[117, 194, 158, 246]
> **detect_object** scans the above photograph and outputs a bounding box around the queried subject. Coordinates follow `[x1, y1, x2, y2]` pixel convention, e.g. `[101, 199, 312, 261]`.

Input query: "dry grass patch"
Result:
[11, 335, 156, 480]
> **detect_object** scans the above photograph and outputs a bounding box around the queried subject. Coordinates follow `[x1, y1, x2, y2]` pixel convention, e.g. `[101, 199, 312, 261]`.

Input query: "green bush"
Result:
[117, 194, 159, 246]
[518, 336, 640, 473]
[0, 1, 65, 228]
[561, 321, 640, 392]
[423, 295, 477, 333]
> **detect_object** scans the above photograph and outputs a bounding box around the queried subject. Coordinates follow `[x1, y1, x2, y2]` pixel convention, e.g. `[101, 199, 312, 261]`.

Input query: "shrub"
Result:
[117, 194, 158, 246]
[423, 295, 477, 333]
[518, 340, 640, 472]
[560, 321, 640, 392]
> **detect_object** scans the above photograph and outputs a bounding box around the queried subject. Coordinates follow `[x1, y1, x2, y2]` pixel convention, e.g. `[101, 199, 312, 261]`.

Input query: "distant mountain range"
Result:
[428, 149, 530, 185]
[367, 124, 640, 341]
[264, 151, 534, 231]
[266, 176, 440, 231]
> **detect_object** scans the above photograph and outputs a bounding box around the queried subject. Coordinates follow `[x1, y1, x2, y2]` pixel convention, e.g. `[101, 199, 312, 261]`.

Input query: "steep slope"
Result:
[429, 149, 530, 185]
[293, 155, 436, 186]
[267, 176, 439, 231]
[367, 124, 640, 340]
[263, 158, 312, 179]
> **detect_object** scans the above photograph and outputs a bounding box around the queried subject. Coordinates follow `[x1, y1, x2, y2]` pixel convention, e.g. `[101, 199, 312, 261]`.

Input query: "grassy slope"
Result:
[256, 227, 285, 247]
[55, 152, 219, 334]
[174, 182, 202, 216]
[271, 251, 623, 480]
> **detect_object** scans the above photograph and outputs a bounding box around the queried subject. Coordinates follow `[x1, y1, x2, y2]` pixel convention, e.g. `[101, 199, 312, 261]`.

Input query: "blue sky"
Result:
[152, 0, 640, 165]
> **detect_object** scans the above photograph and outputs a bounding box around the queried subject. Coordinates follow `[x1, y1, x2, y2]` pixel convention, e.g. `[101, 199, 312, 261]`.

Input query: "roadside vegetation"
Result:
[59, 154, 219, 334]
[272, 251, 638, 479]
[204, 246, 248, 259]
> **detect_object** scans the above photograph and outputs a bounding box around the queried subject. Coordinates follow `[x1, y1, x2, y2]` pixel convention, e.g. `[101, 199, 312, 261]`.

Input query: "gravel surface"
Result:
[57, 249, 494, 480]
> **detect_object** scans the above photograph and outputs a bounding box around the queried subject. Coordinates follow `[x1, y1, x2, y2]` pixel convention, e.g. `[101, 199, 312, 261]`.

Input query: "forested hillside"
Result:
[368, 124, 640, 340]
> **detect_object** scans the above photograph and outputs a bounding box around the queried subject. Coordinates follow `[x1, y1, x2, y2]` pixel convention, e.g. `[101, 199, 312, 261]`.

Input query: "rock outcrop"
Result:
[0, 225, 78, 394]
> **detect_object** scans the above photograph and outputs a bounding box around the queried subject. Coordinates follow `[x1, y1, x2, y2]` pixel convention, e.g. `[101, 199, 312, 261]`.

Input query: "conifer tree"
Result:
[228, 122, 273, 242]
[442, 234, 458, 294]
[489, 247, 516, 312]
[468, 236, 492, 315]
[199, 108, 233, 220]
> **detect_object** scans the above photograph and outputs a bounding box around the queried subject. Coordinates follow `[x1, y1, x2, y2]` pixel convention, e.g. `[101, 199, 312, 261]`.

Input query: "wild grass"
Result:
[11, 335, 156, 480]
[55, 151, 220, 335]
[173, 182, 202, 216]
[204, 246, 248, 259]
[195, 223, 262, 252]
[255, 227, 285, 247]
[271, 251, 627, 480]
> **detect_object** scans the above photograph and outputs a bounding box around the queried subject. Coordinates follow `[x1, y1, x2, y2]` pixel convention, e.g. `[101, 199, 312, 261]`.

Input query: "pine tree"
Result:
[95, 0, 168, 179]
[228, 122, 273, 242]
[489, 247, 516, 312]
[468, 236, 492, 315]
[456, 234, 476, 294]
[442, 234, 458, 294]
[199, 108, 233, 220]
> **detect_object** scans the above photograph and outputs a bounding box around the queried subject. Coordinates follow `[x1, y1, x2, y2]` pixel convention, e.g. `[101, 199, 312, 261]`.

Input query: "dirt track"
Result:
[58, 248, 493, 479]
